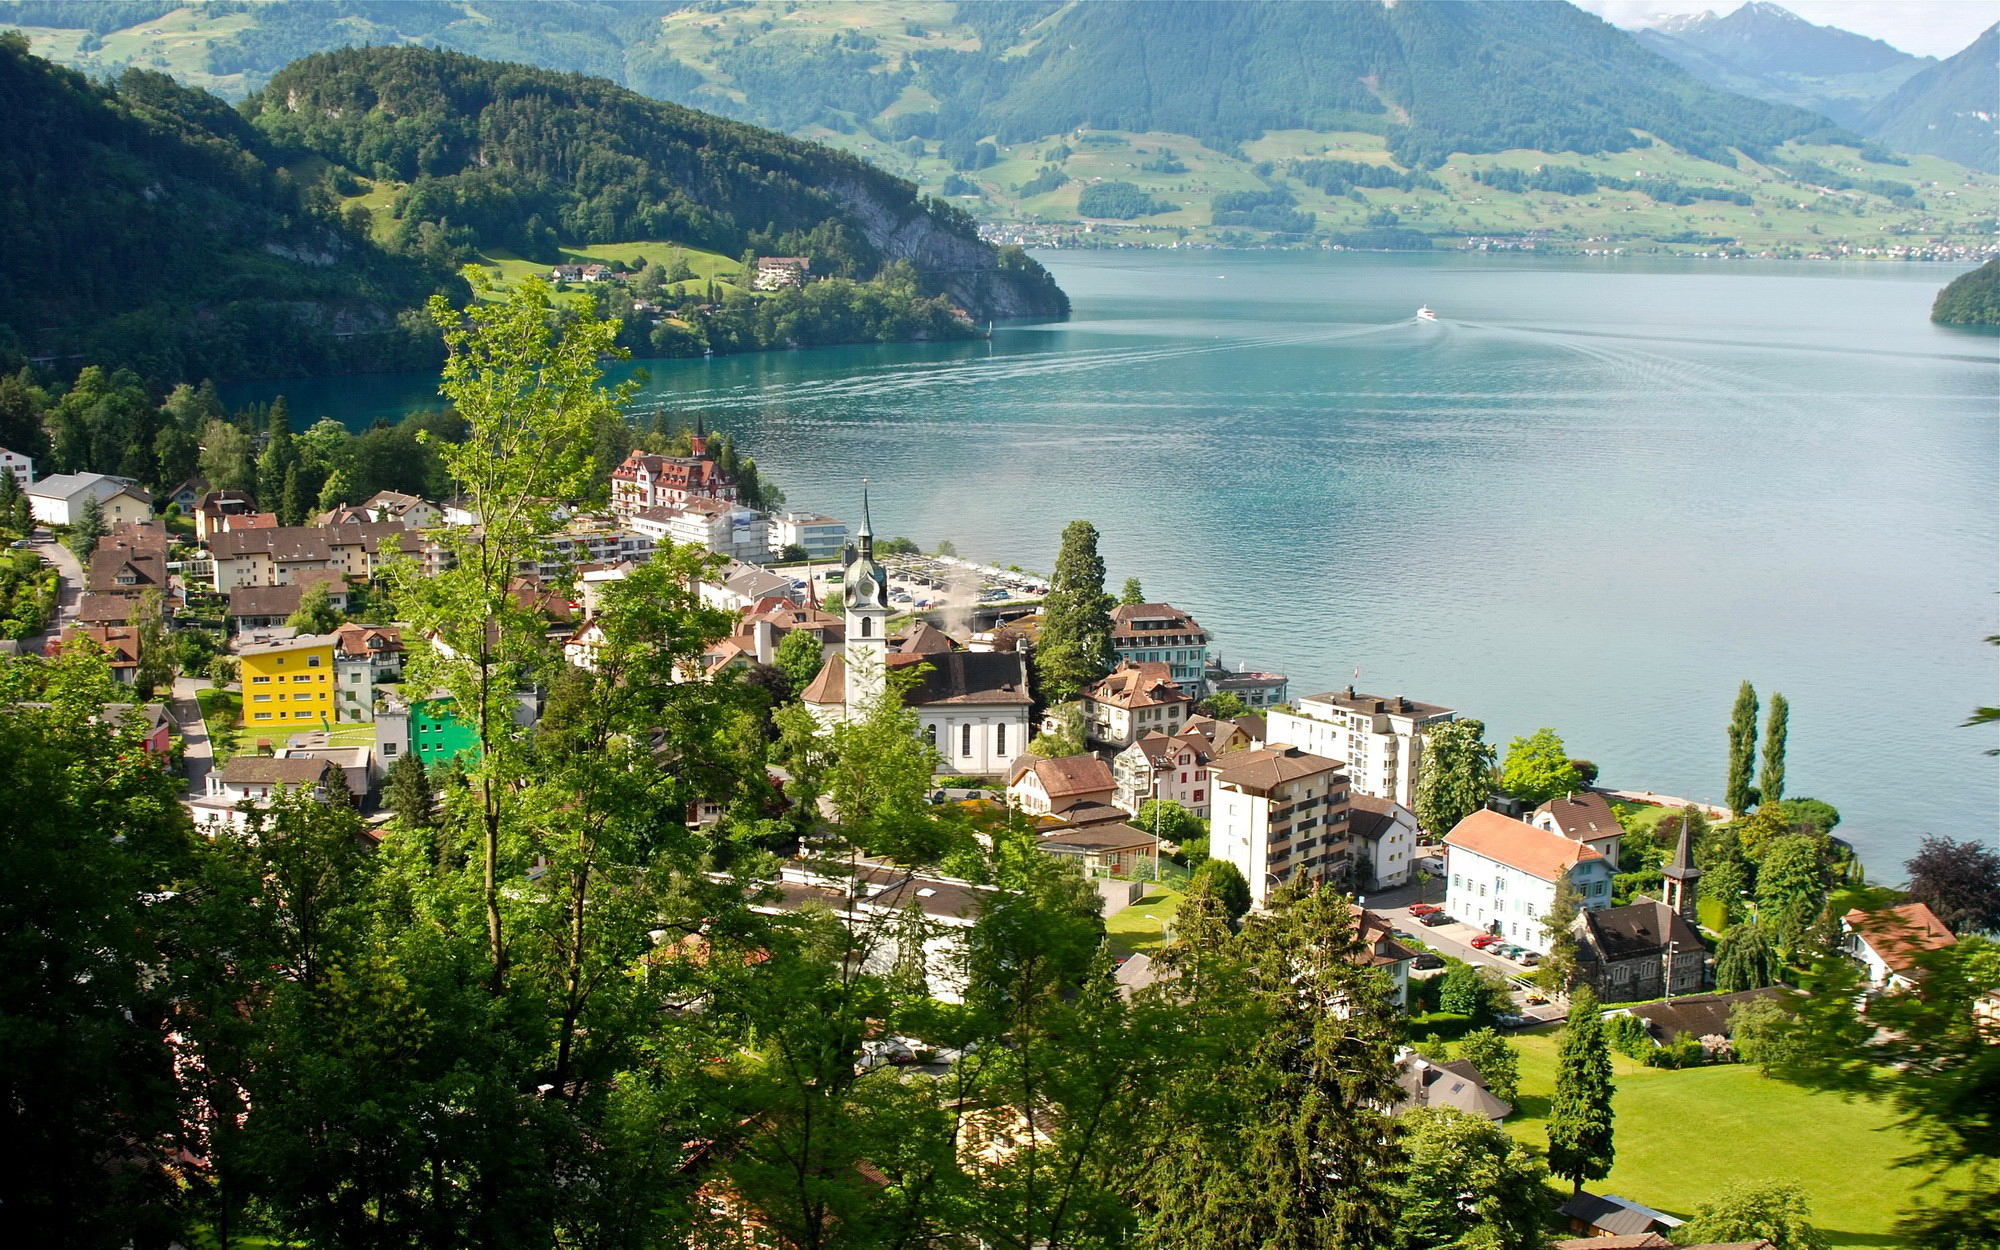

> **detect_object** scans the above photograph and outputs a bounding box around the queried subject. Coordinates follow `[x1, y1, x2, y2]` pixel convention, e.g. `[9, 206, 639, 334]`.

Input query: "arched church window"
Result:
[861, 617, 872, 637]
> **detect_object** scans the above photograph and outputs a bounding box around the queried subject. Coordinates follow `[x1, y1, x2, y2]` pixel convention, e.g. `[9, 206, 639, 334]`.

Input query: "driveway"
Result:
[170, 675, 215, 796]
[1372, 898, 1569, 1026]
[22, 531, 82, 648]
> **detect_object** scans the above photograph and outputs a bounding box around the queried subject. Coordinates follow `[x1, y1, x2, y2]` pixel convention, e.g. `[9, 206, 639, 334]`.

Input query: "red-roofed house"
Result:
[1444, 808, 1614, 951]
[1008, 754, 1117, 817]
[1080, 661, 1191, 750]
[1842, 902, 1956, 991]
[607, 437, 735, 519]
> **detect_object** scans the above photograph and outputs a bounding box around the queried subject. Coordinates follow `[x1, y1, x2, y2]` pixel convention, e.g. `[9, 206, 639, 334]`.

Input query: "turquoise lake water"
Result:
[233, 250, 2000, 873]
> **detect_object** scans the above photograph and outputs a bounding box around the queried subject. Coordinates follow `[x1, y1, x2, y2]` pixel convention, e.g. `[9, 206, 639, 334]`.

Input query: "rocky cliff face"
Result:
[829, 178, 1069, 321]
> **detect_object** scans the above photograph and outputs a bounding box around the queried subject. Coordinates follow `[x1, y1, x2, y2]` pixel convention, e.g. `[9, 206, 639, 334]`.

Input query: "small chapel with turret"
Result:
[1569, 819, 1709, 1002]
[801, 486, 1034, 778]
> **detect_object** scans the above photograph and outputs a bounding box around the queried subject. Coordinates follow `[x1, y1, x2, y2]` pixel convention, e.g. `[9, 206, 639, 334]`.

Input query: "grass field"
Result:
[1501, 1025, 1920, 1246]
[195, 686, 241, 765]
[1105, 886, 1183, 959]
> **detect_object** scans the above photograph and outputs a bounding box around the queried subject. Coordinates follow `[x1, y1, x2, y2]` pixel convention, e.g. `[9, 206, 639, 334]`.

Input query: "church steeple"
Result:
[842, 480, 890, 714]
[1660, 818, 1702, 926]
[857, 481, 874, 559]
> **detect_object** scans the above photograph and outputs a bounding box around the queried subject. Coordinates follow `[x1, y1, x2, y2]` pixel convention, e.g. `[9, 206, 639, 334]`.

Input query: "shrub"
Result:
[1603, 1011, 1653, 1060]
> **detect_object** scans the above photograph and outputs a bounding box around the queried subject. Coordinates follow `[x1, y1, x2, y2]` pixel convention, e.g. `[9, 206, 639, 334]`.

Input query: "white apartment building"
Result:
[0, 446, 32, 489]
[1266, 686, 1456, 815]
[1211, 745, 1351, 907]
[629, 499, 769, 563]
[769, 511, 848, 561]
[1348, 793, 1418, 890]
[1442, 809, 1614, 953]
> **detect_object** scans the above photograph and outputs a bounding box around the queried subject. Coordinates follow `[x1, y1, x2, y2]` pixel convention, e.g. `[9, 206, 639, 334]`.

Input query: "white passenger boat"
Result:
[1416, 306, 1438, 321]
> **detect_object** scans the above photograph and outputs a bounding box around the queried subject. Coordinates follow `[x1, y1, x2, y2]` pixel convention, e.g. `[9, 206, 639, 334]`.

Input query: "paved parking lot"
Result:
[1365, 880, 1568, 1025]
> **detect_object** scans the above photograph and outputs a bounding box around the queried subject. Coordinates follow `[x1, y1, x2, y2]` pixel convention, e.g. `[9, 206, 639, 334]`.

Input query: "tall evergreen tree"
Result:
[1537, 874, 1585, 992]
[381, 749, 434, 831]
[1414, 718, 1494, 835]
[1727, 680, 1759, 814]
[65, 491, 105, 559]
[1547, 985, 1615, 1195]
[279, 463, 305, 527]
[1760, 691, 1789, 805]
[128, 588, 174, 700]
[255, 397, 296, 512]
[1034, 519, 1114, 703]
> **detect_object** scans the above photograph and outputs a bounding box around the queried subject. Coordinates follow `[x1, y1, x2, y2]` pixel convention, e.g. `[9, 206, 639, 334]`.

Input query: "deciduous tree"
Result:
[1500, 727, 1581, 804]
[1119, 576, 1143, 605]
[284, 579, 342, 635]
[1674, 1181, 1830, 1250]
[1714, 920, 1781, 991]
[1756, 834, 1831, 957]
[1415, 718, 1494, 835]
[128, 587, 174, 699]
[1455, 1027, 1521, 1104]
[772, 625, 825, 697]
[1538, 873, 1585, 991]
[1389, 1107, 1550, 1250]
[1903, 835, 2000, 934]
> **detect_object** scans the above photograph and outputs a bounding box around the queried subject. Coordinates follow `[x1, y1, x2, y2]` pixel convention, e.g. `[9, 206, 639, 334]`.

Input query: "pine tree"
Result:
[1119, 576, 1144, 605]
[1727, 680, 1758, 815]
[1034, 520, 1113, 703]
[1415, 718, 1494, 835]
[279, 464, 304, 527]
[1547, 985, 1615, 1195]
[382, 749, 434, 831]
[65, 491, 105, 559]
[1760, 692, 1788, 805]
[255, 398, 295, 512]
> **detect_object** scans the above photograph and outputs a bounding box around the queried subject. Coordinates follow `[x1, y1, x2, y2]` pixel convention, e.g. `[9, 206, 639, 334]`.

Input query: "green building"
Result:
[410, 696, 480, 765]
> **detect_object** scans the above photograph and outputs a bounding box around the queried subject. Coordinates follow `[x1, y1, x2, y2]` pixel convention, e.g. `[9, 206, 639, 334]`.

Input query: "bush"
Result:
[1406, 1011, 1477, 1041]
[1603, 1011, 1653, 1060]
[1644, 1031, 1707, 1069]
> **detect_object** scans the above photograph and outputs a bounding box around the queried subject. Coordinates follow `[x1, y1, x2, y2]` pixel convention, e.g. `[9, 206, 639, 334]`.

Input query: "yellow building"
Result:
[237, 634, 336, 731]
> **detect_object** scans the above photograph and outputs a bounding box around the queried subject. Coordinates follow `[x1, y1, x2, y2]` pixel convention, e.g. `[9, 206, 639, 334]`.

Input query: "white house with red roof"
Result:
[1443, 808, 1614, 951]
[1842, 901, 1956, 991]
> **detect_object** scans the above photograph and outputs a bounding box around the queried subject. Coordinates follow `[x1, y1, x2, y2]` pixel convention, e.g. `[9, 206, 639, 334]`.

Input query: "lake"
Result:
[232, 250, 2000, 874]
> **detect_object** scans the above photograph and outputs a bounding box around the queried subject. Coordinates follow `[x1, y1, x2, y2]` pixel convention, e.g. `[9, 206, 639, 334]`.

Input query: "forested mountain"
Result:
[1861, 24, 2000, 174]
[246, 46, 1066, 319]
[0, 31, 447, 383]
[1632, 2, 1931, 128]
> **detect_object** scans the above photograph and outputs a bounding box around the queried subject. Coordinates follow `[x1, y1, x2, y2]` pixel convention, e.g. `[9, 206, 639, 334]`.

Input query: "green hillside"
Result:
[1932, 257, 2000, 325]
[0, 30, 449, 383]
[7, 0, 1996, 257]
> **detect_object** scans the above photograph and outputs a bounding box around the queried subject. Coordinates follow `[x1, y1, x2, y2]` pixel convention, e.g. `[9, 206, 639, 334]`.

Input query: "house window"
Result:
[253, 694, 271, 703]
[961, 723, 973, 757]
[252, 676, 270, 684]
[254, 712, 271, 721]
[308, 655, 321, 667]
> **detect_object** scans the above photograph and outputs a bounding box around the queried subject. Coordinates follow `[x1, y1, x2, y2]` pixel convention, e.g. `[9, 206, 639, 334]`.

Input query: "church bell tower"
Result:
[1660, 819, 1703, 927]
[842, 482, 890, 715]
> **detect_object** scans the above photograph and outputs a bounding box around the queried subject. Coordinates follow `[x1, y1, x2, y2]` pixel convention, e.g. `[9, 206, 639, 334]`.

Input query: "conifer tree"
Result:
[1537, 873, 1585, 992]
[1547, 985, 1615, 1194]
[1034, 520, 1113, 703]
[1713, 920, 1780, 992]
[1760, 692, 1789, 805]
[1727, 680, 1759, 814]
[65, 491, 105, 559]
[381, 749, 434, 832]
[128, 588, 174, 700]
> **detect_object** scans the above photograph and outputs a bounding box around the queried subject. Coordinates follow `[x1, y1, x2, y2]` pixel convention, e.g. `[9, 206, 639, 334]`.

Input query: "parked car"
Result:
[1493, 1013, 1529, 1028]
[1411, 953, 1444, 971]
[1470, 934, 1499, 949]
[1519, 951, 1541, 966]
[1416, 855, 1445, 875]
[1408, 903, 1441, 916]
[1421, 912, 1451, 926]
[1526, 993, 1549, 1005]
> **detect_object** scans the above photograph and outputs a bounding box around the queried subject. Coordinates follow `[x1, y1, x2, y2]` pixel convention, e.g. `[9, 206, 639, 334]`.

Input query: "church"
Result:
[1570, 823, 1709, 1003]
[801, 488, 1033, 778]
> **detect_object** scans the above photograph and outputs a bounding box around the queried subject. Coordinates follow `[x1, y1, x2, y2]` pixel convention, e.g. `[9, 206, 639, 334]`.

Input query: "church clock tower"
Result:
[842, 483, 890, 715]
[1660, 820, 1703, 927]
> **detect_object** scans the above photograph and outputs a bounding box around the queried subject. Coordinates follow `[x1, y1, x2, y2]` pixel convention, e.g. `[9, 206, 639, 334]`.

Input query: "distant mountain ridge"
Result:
[1861, 24, 2000, 174]
[1632, 1, 1931, 128]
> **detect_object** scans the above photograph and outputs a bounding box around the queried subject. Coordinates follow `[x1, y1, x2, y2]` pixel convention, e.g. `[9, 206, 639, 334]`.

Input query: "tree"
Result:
[1028, 702, 1085, 758]
[1760, 691, 1789, 804]
[285, 579, 342, 635]
[1389, 1107, 1550, 1250]
[1727, 680, 1759, 814]
[381, 749, 434, 832]
[772, 626, 825, 697]
[278, 463, 305, 527]
[1756, 834, 1831, 957]
[1903, 835, 2000, 934]
[255, 398, 296, 512]
[1500, 727, 1581, 805]
[1538, 873, 1585, 991]
[1198, 690, 1247, 720]
[1455, 1027, 1521, 1104]
[65, 491, 105, 560]
[1729, 997, 1805, 1075]
[391, 277, 629, 989]
[1119, 576, 1144, 605]
[1189, 856, 1251, 923]
[1034, 520, 1113, 703]
[1438, 961, 1497, 1019]
[1547, 985, 1615, 1194]
[128, 588, 174, 700]
[1714, 920, 1781, 991]
[1674, 1182, 1831, 1250]
[197, 419, 254, 493]
[1415, 718, 1494, 835]
[1770, 797, 1839, 836]
[1136, 797, 1205, 848]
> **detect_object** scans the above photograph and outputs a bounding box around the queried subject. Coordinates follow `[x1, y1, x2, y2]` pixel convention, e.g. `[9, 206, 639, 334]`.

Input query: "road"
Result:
[170, 675, 215, 796]
[22, 530, 82, 649]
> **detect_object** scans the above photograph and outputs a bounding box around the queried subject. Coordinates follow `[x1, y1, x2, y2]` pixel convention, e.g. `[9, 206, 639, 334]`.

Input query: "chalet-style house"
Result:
[1080, 660, 1191, 750]
[1842, 901, 1957, 991]
[1008, 755, 1118, 817]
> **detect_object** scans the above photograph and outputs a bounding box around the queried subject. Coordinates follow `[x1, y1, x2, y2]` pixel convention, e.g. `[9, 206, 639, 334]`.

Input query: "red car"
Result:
[1469, 934, 1500, 949]
[1408, 903, 1442, 917]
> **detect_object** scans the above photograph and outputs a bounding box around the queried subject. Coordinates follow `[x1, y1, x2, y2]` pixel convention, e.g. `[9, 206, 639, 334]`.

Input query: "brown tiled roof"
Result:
[217, 755, 333, 786]
[1555, 1236, 1674, 1250]
[1109, 601, 1206, 642]
[1212, 744, 1343, 792]
[1038, 824, 1161, 854]
[890, 620, 957, 655]
[1082, 661, 1189, 710]
[52, 624, 140, 663]
[801, 653, 845, 706]
[1446, 809, 1604, 880]
[1016, 754, 1115, 799]
[1536, 791, 1623, 840]
[76, 592, 148, 625]
[332, 622, 404, 657]
[1347, 793, 1410, 842]
[228, 570, 346, 619]
[1623, 987, 1788, 1041]
[1844, 902, 1957, 972]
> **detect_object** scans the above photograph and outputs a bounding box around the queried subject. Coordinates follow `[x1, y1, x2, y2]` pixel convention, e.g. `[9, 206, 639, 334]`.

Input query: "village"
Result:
[1, 425, 1990, 1249]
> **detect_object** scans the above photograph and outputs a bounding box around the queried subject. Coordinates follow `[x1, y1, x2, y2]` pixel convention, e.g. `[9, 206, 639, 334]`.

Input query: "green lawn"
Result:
[1105, 886, 1184, 959]
[319, 722, 380, 749]
[195, 687, 241, 765]
[1502, 1025, 1919, 1246]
